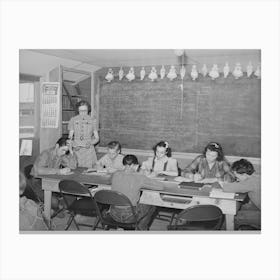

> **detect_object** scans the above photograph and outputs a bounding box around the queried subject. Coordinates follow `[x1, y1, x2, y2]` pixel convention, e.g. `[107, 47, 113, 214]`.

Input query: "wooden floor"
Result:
[49, 210, 172, 231]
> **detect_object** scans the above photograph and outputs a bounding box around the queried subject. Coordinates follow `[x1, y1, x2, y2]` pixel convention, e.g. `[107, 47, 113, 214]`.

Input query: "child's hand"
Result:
[59, 167, 71, 175]
[194, 173, 203, 182]
[174, 176, 193, 182]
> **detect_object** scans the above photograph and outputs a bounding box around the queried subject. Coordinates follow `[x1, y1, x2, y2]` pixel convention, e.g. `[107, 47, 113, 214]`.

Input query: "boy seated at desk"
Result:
[210, 159, 261, 229]
[29, 137, 78, 210]
[110, 154, 165, 230]
[88, 141, 124, 174]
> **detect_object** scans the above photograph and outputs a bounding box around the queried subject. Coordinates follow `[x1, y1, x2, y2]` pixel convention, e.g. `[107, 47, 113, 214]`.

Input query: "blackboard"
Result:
[98, 71, 261, 157]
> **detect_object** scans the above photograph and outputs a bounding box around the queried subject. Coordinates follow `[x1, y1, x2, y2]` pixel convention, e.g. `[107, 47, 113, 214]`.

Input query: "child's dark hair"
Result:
[231, 159, 255, 175]
[203, 142, 224, 161]
[123, 154, 139, 166]
[76, 100, 91, 114]
[153, 141, 172, 157]
[107, 141, 121, 153]
[56, 137, 69, 147]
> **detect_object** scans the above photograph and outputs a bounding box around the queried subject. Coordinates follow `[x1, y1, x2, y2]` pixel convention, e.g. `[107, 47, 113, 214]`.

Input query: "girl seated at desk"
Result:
[180, 142, 235, 183]
[140, 141, 178, 177]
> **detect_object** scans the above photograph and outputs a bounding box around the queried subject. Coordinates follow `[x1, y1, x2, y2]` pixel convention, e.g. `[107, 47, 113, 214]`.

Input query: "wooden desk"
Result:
[39, 171, 245, 231]
[37, 169, 112, 222]
[140, 180, 246, 230]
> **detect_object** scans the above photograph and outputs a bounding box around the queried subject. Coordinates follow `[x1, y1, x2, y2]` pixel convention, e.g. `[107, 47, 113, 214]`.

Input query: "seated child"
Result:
[92, 141, 124, 173]
[19, 172, 48, 231]
[110, 154, 165, 230]
[141, 141, 178, 177]
[211, 159, 261, 229]
[180, 142, 235, 183]
[30, 137, 77, 210]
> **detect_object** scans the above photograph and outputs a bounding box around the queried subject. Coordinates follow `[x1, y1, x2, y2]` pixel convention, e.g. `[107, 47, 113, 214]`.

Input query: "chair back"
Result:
[94, 190, 138, 229]
[59, 180, 93, 209]
[94, 189, 133, 207]
[173, 205, 224, 230]
[59, 179, 91, 196]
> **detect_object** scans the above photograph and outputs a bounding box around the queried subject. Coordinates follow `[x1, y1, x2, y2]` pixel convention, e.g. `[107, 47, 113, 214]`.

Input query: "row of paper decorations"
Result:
[105, 62, 261, 82]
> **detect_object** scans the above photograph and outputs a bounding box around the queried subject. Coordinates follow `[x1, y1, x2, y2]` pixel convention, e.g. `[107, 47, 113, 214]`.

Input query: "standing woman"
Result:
[68, 100, 99, 168]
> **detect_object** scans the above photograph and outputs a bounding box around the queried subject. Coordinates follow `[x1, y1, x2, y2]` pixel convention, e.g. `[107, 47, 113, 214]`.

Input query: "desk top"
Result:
[36, 168, 112, 185]
[37, 170, 246, 202]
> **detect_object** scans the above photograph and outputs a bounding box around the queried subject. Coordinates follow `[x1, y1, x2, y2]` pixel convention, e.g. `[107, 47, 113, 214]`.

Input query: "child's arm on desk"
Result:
[142, 176, 165, 190]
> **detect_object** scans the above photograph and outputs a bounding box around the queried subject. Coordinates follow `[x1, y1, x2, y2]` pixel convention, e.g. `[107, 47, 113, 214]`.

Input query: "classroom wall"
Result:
[96, 64, 261, 157]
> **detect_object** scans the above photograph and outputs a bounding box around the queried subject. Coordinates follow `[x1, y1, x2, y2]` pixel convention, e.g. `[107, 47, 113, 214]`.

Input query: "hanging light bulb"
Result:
[174, 49, 185, 56]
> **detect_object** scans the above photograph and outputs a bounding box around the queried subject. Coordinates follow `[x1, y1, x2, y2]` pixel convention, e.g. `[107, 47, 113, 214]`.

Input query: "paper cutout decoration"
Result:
[126, 67, 135, 82]
[232, 63, 243, 79]
[201, 64, 208, 77]
[140, 67, 146, 80]
[223, 62, 230, 78]
[209, 64, 219, 80]
[148, 67, 158, 82]
[180, 66, 186, 80]
[167, 65, 177, 81]
[20, 139, 33, 156]
[119, 67, 124, 80]
[105, 68, 114, 82]
[190, 65, 198, 81]
[254, 64, 261, 79]
[160, 65, 166, 79]
[246, 61, 253, 77]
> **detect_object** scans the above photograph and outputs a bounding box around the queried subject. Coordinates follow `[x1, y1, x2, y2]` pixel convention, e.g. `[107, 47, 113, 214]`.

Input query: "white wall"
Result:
[19, 50, 100, 77]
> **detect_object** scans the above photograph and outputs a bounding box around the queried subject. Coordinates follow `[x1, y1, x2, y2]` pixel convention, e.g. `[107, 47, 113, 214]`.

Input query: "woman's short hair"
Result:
[231, 159, 255, 175]
[123, 154, 138, 166]
[153, 141, 172, 157]
[76, 100, 91, 114]
[203, 142, 224, 161]
[107, 141, 121, 153]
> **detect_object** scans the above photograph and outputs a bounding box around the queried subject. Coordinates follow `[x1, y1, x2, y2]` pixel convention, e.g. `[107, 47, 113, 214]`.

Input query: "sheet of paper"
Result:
[209, 190, 235, 199]
[19, 139, 33, 156]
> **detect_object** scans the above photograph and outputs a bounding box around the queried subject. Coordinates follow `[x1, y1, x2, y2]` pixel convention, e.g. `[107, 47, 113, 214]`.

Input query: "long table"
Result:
[38, 170, 246, 231]
[37, 169, 112, 222]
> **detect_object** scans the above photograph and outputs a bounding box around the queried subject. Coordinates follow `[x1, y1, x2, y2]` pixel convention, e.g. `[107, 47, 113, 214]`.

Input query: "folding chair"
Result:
[167, 205, 224, 230]
[58, 179, 100, 230]
[94, 190, 146, 230]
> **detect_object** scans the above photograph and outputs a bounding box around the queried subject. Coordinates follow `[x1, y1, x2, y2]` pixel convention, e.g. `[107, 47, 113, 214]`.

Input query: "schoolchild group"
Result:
[20, 100, 261, 230]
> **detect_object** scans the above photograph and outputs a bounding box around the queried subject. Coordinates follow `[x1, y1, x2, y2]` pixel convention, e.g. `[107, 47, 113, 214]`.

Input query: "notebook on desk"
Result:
[178, 181, 204, 190]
